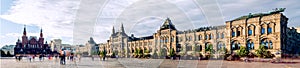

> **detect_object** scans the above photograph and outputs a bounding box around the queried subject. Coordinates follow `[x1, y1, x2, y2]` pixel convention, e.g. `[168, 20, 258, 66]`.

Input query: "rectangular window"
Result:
[232, 32, 235, 37]
[221, 33, 224, 39]
[237, 31, 240, 36]
[261, 28, 265, 34]
[268, 27, 272, 34]
[248, 30, 252, 36]
[217, 34, 219, 39]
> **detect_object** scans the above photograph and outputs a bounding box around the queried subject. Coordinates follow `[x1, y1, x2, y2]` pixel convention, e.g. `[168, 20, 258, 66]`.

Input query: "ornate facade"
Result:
[14, 25, 51, 55]
[100, 9, 300, 58]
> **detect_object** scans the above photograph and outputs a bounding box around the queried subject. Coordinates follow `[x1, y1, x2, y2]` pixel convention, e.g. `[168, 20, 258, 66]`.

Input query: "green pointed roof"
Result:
[160, 18, 176, 30]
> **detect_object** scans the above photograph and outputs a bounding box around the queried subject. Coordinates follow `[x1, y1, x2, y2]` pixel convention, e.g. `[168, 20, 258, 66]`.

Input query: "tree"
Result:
[6, 51, 13, 57]
[255, 45, 274, 58]
[91, 51, 99, 55]
[169, 48, 175, 57]
[99, 50, 107, 57]
[204, 44, 215, 59]
[205, 44, 215, 54]
[0, 50, 6, 57]
[237, 46, 249, 57]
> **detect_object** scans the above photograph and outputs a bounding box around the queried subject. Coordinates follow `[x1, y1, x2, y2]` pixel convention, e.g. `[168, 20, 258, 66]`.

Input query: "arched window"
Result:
[269, 41, 273, 49]
[196, 44, 202, 51]
[251, 42, 254, 49]
[248, 29, 253, 36]
[247, 41, 254, 50]
[261, 28, 265, 34]
[165, 38, 168, 43]
[237, 30, 241, 36]
[210, 34, 213, 39]
[267, 27, 272, 34]
[231, 41, 240, 50]
[217, 43, 225, 50]
[205, 43, 212, 50]
[260, 39, 273, 49]
[198, 35, 202, 40]
[221, 33, 225, 39]
[217, 33, 220, 39]
[232, 31, 235, 37]
[205, 35, 208, 40]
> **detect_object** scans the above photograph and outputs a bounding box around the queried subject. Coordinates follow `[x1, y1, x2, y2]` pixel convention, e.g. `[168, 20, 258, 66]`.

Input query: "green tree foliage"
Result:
[0, 50, 6, 57]
[99, 50, 107, 57]
[205, 44, 215, 54]
[91, 51, 99, 55]
[237, 46, 249, 57]
[169, 48, 175, 57]
[144, 49, 150, 53]
[255, 45, 274, 58]
[217, 47, 228, 54]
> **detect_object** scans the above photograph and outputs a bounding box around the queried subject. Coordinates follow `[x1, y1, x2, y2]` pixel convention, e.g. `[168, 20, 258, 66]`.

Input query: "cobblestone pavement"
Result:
[1, 57, 300, 68]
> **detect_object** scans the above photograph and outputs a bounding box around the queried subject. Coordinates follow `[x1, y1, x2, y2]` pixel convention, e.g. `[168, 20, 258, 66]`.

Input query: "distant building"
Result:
[50, 39, 62, 52]
[99, 8, 300, 58]
[75, 44, 89, 56]
[14, 25, 51, 55]
[85, 37, 99, 56]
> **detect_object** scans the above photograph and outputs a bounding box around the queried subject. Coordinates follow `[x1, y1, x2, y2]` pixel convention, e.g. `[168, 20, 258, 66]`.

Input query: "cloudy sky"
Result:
[1, 0, 299, 48]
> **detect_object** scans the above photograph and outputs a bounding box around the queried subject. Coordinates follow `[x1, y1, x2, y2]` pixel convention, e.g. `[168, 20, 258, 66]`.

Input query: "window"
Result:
[237, 31, 241, 36]
[261, 28, 265, 34]
[248, 29, 253, 36]
[221, 33, 224, 39]
[217, 43, 225, 50]
[232, 31, 235, 37]
[210, 34, 213, 39]
[198, 35, 202, 40]
[247, 41, 254, 50]
[231, 43, 240, 50]
[260, 39, 273, 49]
[251, 43, 254, 49]
[166, 39, 168, 42]
[267, 27, 272, 34]
[269, 41, 273, 49]
[205, 35, 208, 40]
[217, 33, 220, 39]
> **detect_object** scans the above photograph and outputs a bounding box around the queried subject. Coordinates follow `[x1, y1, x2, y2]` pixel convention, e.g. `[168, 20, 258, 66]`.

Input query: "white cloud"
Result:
[0, 0, 80, 44]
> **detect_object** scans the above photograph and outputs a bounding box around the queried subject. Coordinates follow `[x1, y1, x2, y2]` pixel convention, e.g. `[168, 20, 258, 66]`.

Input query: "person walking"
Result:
[60, 49, 66, 65]
[28, 55, 32, 62]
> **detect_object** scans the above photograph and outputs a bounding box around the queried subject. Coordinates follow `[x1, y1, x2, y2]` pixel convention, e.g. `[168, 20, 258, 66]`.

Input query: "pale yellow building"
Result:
[100, 8, 300, 58]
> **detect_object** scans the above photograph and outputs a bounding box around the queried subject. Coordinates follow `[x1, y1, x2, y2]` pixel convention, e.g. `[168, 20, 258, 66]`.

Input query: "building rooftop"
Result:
[229, 8, 285, 21]
[130, 35, 154, 41]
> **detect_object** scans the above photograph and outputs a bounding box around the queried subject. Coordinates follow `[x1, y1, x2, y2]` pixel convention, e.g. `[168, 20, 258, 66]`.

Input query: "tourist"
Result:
[18, 56, 22, 61]
[39, 54, 43, 61]
[60, 49, 66, 65]
[92, 56, 94, 61]
[28, 55, 32, 62]
[77, 54, 81, 62]
[15, 56, 18, 61]
[70, 54, 74, 61]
